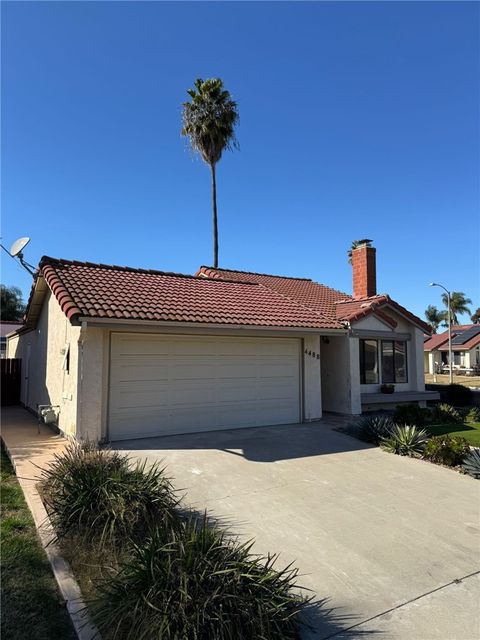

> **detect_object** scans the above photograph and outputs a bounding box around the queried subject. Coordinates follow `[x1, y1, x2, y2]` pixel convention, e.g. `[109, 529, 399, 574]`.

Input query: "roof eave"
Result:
[77, 316, 347, 334]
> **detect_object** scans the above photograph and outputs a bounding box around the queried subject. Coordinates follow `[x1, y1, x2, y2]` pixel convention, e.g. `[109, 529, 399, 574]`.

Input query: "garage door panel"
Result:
[110, 387, 172, 409]
[111, 365, 170, 383]
[114, 337, 171, 356]
[109, 334, 301, 440]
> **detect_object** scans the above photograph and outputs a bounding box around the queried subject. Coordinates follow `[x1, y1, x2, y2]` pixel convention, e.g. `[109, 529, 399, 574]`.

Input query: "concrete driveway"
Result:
[114, 418, 480, 639]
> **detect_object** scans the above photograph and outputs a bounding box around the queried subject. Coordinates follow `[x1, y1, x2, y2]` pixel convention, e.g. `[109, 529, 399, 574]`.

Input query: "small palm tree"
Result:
[441, 291, 472, 325]
[181, 78, 239, 268]
[347, 239, 372, 264]
[471, 308, 480, 324]
[424, 305, 445, 334]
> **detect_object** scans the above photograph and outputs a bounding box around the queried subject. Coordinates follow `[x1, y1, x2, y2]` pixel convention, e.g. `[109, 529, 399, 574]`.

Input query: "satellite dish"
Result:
[10, 236, 30, 258]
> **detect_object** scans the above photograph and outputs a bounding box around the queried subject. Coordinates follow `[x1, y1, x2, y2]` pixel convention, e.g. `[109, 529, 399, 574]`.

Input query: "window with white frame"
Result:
[359, 339, 408, 384]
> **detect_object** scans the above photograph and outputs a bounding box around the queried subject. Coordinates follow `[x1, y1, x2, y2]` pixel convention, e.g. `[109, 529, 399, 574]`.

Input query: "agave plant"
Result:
[90, 517, 308, 640]
[352, 414, 395, 444]
[463, 449, 480, 479]
[380, 425, 429, 457]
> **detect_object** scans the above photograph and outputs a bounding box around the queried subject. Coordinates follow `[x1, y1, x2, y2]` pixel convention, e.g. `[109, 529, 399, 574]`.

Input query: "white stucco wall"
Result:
[7, 291, 80, 437]
[76, 326, 107, 442]
[6, 333, 21, 359]
[414, 328, 425, 391]
[303, 334, 322, 421]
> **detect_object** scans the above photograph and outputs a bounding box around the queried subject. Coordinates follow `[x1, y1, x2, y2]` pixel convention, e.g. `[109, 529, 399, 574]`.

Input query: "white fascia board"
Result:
[76, 317, 347, 335]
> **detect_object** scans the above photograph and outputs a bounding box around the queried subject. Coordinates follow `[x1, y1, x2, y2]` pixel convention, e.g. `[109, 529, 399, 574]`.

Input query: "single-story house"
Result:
[7, 243, 437, 442]
[1, 321, 23, 358]
[424, 325, 480, 374]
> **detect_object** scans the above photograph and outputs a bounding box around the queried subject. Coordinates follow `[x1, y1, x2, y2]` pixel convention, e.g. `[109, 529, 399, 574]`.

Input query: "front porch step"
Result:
[361, 390, 440, 405]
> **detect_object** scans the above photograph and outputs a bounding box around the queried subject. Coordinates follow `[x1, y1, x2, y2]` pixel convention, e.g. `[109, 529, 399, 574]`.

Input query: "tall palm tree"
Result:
[347, 239, 372, 264]
[441, 291, 472, 325]
[424, 304, 445, 334]
[181, 78, 239, 268]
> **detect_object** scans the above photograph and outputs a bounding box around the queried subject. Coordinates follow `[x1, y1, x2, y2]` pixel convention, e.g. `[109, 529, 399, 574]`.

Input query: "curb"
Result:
[1, 438, 100, 640]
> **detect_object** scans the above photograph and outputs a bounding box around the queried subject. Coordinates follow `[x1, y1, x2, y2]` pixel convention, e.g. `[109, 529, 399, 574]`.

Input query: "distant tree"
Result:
[347, 239, 373, 264]
[0, 285, 25, 321]
[181, 78, 239, 268]
[441, 291, 472, 326]
[424, 305, 445, 334]
[471, 308, 480, 324]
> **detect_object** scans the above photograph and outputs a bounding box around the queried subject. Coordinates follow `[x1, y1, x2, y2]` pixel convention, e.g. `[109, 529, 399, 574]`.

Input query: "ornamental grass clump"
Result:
[352, 415, 395, 444]
[380, 425, 429, 457]
[423, 435, 470, 467]
[90, 517, 308, 640]
[467, 406, 480, 423]
[430, 403, 463, 425]
[40, 442, 179, 547]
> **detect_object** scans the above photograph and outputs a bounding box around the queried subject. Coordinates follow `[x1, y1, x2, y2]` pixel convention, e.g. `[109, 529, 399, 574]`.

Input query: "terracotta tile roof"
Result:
[335, 296, 397, 328]
[423, 333, 451, 351]
[198, 267, 431, 334]
[197, 266, 351, 317]
[32, 257, 343, 330]
[424, 326, 480, 352]
[437, 334, 480, 352]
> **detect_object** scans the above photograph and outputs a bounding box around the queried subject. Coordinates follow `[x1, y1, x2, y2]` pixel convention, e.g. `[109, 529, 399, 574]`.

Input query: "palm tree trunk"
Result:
[211, 163, 218, 268]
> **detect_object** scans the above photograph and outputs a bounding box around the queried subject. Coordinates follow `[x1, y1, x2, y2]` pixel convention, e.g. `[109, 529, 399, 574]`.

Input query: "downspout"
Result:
[77, 321, 87, 441]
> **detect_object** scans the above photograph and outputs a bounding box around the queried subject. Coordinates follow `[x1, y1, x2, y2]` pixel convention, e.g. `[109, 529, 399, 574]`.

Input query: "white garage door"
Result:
[108, 333, 301, 440]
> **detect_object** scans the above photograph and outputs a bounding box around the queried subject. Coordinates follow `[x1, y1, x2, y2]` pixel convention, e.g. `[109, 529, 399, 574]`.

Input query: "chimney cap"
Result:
[353, 238, 373, 248]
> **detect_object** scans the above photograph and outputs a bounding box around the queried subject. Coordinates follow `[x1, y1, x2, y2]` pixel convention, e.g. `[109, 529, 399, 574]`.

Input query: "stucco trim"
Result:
[351, 329, 412, 341]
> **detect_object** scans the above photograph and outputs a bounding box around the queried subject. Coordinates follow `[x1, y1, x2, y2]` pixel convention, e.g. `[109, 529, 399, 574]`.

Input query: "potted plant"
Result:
[380, 383, 395, 394]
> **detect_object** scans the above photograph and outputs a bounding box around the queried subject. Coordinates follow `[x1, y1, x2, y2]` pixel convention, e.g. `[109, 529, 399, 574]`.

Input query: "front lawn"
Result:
[425, 422, 480, 447]
[0, 446, 76, 640]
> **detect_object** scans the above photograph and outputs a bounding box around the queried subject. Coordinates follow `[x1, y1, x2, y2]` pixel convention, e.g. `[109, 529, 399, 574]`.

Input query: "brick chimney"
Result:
[352, 242, 376, 299]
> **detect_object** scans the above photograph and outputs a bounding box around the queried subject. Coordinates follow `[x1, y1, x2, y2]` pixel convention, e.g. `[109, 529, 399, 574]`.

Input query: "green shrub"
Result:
[380, 425, 429, 457]
[442, 384, 472, 407]
[351, 415, 395, 444]
[463, 449, 480, 479]
[90, 517, 307, 640]
[430, 403, 463, 424]
[467, 406, 480, 423]
[41, 442, 179, 546]
[423, 435, 470, 467]
[393, 404, 432, 427]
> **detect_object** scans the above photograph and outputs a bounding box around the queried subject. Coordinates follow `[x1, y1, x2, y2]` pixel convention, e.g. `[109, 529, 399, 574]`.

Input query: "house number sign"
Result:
[304, 349, 320, 359]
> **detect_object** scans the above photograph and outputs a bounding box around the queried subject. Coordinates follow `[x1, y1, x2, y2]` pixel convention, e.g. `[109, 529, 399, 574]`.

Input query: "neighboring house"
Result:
[0, 321, 23, 358]
[7, 243, 437, 442]
[424, 325, 480, 374]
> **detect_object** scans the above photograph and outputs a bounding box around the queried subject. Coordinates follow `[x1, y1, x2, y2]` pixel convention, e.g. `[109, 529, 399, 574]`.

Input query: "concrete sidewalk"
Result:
[2, 406, 480, 639]
[1, 407, 97, 640]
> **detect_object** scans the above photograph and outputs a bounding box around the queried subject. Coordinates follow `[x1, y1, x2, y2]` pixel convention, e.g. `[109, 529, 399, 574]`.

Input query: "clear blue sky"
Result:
[2, 1, 479, 323]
